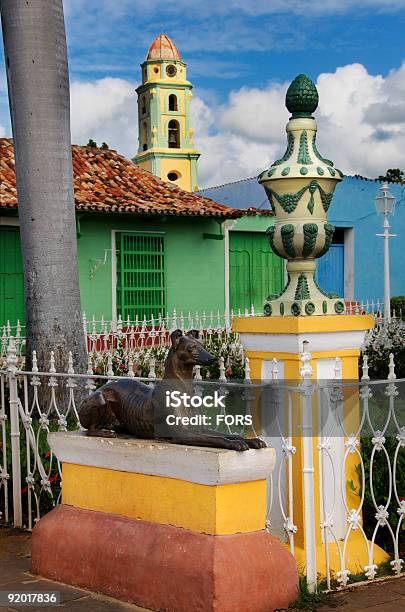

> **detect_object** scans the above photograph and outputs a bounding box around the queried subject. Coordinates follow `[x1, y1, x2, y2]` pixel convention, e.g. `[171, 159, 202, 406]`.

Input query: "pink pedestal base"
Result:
[32, 505, 298, 612]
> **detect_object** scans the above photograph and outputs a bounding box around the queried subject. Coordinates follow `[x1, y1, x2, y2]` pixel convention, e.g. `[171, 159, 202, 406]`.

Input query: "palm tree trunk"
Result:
[0, 0, 87, 377]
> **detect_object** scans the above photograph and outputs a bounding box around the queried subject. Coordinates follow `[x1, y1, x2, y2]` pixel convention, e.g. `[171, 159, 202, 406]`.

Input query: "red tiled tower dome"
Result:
[146, 34, 181, 61]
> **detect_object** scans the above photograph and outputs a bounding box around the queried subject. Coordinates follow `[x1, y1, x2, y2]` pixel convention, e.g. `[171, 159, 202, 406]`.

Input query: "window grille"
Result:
[116, 232, 165, 320]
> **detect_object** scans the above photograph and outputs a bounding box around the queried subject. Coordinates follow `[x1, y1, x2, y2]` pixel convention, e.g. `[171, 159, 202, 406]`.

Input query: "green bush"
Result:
[200, 331, 245, 381]
[90, 331, 245, 381]
[92, 343, 168, 379]
[360, 321, 405, 379]
[289, 575, 330, 610]
[391, 296, 405, 320]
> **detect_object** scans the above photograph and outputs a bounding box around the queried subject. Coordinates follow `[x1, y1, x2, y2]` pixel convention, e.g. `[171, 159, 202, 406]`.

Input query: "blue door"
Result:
[316, 244, 344, 297]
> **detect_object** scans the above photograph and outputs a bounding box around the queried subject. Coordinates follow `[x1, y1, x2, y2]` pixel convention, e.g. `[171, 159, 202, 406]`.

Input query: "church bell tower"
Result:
[133, 34, 200, 192]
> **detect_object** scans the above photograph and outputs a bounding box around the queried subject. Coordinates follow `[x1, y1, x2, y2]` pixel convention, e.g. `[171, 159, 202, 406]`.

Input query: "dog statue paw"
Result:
[227, 439, 250, 451]
[245, 438, 267, 449]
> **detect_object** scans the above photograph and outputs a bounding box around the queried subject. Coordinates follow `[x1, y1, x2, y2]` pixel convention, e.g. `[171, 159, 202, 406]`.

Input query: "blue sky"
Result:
[62, 1, 405, 95]
[2, 0, 405, 186]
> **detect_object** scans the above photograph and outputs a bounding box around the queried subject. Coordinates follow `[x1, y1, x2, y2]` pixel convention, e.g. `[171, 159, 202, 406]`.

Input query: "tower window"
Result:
[141, 96, 146, 115]
[168, 120, 180, 148]
[142, 121, 148, 151]
[167, 172, 179, 182]
[168, 94, 178, 112]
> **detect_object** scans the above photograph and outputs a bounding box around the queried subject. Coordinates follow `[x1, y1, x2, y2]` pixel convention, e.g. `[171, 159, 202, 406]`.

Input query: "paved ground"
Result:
[0, 529, 147, 611]
[0, 528, 404, 611]
[315, 577, 405, 612]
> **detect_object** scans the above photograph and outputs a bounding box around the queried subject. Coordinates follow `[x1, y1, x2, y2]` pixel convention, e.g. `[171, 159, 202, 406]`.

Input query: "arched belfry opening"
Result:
[142, 122, 148, 151]
[168, 120, 180, 148]
[168, 94, 178, 111]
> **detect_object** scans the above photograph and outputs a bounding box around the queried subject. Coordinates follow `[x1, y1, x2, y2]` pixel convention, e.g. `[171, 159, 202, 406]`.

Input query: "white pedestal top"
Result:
[48, 431, 275, 486]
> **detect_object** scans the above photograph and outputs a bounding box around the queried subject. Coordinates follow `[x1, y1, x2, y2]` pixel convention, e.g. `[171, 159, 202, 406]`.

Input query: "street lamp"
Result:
[375, 183, 396, 325]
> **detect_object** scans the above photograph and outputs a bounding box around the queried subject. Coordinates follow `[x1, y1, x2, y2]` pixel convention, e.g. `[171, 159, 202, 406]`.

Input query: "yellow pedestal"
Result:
[294, 535, 389, 577]
[62, 463, 267, 535]
[233, 314, 390, 578]
[233, 314, 374, 381]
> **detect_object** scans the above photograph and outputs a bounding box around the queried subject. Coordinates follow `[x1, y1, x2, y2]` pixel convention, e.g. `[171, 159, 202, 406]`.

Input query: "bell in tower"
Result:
[168, 120, 180, 148]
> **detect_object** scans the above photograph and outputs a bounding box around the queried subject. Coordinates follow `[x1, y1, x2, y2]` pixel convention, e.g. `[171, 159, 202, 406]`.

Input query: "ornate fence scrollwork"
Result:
[0, 338, 403, 593]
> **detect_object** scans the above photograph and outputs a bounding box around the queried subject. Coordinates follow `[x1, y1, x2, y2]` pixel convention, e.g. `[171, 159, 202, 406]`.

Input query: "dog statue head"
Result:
[78, 388, 107, 429]
[169, 329, 215, 366]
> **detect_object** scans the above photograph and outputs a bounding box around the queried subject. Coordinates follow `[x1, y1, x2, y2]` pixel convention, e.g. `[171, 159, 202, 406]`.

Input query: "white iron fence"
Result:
[0, 339, 403, 592]
[1, 317, 245, 379]
[264, 353, 404, 592]
[1, 310, 243, 368]
[2, 301, 403, 362]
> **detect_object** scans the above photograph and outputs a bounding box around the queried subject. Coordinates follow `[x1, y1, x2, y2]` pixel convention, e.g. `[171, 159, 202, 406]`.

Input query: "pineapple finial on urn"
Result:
[258, 74, 344, 317]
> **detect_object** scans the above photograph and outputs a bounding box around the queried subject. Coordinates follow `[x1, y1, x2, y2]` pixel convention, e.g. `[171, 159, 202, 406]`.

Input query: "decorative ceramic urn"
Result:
[258, 74, 345, 317]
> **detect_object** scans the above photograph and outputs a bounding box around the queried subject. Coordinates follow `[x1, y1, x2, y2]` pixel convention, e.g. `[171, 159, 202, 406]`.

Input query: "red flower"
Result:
[44, 451, 51, 459]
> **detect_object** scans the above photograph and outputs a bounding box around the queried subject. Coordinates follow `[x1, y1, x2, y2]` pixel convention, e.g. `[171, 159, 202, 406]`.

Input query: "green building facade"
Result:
[1, 210, 282, 327]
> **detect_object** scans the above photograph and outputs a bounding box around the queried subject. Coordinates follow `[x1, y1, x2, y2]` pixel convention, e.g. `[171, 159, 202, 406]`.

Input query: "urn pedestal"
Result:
[236, 74, 390, 585]
[31, 432, 298, 612]
[232, 314, 389, 579]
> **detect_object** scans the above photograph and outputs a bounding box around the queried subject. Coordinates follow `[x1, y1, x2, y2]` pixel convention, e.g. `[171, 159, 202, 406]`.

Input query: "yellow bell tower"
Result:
[133, 34, 200, 192]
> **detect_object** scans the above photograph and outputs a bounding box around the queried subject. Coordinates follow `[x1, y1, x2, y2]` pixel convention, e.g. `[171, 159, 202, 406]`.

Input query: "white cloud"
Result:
[70, 77, 138, 155]
[5, 62, 398, 189]
[314, 63, 405, 179]
[218, 84, 289, 143]
[193, 94, 285, 187]
[195, 62, 405, 187]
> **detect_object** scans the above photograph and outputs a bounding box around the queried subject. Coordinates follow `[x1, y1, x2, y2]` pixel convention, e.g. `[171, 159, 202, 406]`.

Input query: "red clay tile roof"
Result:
[146, 34, 181, 61]
[0, 138, 242, 218]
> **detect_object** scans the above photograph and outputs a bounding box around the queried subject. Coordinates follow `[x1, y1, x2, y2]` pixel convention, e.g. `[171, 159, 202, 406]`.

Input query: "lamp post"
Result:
[375, 183, 396, 326]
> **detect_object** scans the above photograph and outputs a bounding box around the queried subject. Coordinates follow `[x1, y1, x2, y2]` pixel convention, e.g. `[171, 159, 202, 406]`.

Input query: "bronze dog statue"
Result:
[79, 329, 266, 451]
